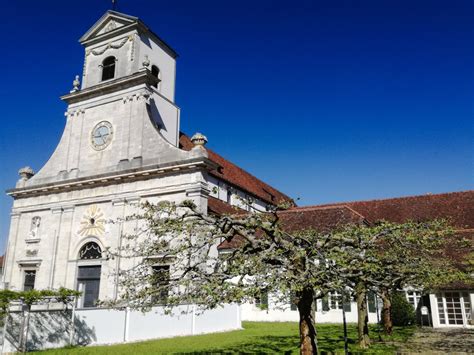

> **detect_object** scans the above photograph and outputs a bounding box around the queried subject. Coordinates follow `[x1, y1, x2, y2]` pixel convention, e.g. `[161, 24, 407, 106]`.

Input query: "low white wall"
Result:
[1, 304, 241, 352]
[128, 307, 193, 342]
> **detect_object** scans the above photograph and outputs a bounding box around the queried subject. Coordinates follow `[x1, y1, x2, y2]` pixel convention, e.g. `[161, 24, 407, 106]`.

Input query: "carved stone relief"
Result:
[78, 205, 106, 237]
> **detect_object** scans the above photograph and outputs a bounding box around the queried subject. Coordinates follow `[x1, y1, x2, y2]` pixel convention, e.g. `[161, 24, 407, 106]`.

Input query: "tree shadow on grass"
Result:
[174, 325, 406, 354]
[175, 334, 359, 354]
[176, 335, 299, 354]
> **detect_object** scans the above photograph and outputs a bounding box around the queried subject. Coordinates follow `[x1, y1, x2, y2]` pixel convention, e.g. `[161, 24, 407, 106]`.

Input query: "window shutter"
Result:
[322, 296, 329, 311]
[368, 291, 377, 313]
[343, 300, 351, 312]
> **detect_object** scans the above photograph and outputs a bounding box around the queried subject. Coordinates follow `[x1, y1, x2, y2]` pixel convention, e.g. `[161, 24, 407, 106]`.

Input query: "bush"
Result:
[391, 292, 416, 326]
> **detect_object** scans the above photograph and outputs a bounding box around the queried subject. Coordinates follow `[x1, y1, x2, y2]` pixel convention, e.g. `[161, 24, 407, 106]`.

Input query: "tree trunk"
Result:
[355, 282, 370, 349]
[297, 288, 318, 355]
[380, 288, 393, 335]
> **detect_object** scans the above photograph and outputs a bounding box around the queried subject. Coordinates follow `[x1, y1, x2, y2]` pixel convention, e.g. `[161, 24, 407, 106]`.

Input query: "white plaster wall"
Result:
[241, 298, 379, 324]
[137, 33, 177, 102]
[2, 304, 241, 352]
[128, 307, 194, 341]
[83, 31, 139, 89]
[194, 304, 242, 334]
[4, 169, 208, 302]
[76, 308, 127, 344]
[207, 175, 268, 212]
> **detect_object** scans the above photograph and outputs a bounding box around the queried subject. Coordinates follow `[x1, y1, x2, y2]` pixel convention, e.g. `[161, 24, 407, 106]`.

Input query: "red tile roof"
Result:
[208, 196, 244, 215]
[217, 205, 366, 249]
[213, 191, 474, 289]
[317, 190, 474, 229]
[180, 133, 292, 205]
[277, 205, 366, 233]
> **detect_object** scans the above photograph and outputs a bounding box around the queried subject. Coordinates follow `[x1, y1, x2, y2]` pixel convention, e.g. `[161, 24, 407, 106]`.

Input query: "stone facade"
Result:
[3, 11, 217, 306]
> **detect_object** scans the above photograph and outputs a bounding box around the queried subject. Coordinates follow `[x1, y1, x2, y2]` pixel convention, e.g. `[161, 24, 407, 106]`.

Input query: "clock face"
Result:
[91, 121, 113, 150]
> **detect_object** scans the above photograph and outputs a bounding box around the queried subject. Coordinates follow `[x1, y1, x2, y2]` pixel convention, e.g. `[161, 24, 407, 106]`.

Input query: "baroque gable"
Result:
[80, 11, 137, 44]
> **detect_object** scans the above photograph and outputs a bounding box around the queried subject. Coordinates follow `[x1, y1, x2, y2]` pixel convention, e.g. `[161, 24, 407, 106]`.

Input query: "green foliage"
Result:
[0, 287, 80, 312]
[391, 292, 416, 326]
[28, 322, 416, 354]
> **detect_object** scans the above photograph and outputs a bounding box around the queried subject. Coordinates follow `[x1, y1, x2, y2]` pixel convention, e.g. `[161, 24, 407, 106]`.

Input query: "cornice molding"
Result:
[7, 158, 219, 199]
[60, 71, 157, 105]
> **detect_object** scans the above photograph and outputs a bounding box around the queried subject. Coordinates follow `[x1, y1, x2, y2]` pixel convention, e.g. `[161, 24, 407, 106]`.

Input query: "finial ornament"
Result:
[19, 166, 35, 181]
[142, 55, 150, 69]
[191, 132, 208, 147]
[71, 75, 80, 93]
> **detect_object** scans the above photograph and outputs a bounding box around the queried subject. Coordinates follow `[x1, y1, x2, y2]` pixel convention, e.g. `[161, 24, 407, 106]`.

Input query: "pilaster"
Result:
[52, 206, 75, 289]
[4, 212, 21, 288]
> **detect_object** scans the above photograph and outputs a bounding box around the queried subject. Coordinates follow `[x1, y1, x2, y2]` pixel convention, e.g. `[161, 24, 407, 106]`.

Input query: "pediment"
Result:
[80, 11, 138, 44]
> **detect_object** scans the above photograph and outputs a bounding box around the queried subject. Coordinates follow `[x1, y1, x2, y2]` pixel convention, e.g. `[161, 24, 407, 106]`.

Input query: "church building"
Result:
[3, 10, 472, 331]
[2, 10, 289, 308]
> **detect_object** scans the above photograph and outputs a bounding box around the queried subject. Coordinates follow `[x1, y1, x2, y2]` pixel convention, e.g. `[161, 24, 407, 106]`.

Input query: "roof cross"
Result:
[112, 0, 117, 11]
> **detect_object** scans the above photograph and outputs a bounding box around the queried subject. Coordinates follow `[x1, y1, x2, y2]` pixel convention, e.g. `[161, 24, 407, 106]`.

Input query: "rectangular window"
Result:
[77, 265, 101, 308]
[152, 265, 170, 304]
[406, 291, 421, 309]
[23, 270, 36, 291]
[329, 292, 343, 310]
[436, 292, 471, 326]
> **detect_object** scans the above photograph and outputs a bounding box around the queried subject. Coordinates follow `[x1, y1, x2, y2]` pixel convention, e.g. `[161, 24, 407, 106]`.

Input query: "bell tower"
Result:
[79, 11, 177, 102]
[17, 10, 194, 188]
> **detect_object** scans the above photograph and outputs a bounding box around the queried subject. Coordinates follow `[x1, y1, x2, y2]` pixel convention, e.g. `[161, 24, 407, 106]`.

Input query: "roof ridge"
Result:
[283, 205, 354, 212]
[314, 190, 474, 208]
[179, 133, 292, 204]
[282, 204, 368, 221]
[208, 149, 291, 199]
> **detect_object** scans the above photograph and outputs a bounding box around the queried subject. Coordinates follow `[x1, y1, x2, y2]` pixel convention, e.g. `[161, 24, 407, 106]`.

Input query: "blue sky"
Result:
[0, 0, 472, 251]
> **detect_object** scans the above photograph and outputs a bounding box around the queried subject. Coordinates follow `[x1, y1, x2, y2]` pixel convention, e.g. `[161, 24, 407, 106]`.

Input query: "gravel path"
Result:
[397, 327, 474, 354]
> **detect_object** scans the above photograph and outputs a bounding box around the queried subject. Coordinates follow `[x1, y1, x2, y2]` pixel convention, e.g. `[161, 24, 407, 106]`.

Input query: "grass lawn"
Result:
[32, 322, 415, 354]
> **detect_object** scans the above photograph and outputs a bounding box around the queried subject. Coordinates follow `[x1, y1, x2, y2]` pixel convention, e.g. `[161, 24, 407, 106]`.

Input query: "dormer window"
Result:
[151, 65, 160, 88]
[101, 56, 116, 81]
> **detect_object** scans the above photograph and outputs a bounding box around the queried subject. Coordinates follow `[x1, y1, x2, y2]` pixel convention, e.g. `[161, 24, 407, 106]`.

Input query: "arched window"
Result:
[151, 65, 160, 88]
[79, 242, 102, 260]
[101, 56, 116, 81]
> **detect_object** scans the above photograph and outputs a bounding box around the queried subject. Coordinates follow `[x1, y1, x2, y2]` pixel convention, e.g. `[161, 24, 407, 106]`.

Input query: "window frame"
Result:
[101, 56, 116, 81]
[23, 269, 37, 291]
[151, 64, 160, 89]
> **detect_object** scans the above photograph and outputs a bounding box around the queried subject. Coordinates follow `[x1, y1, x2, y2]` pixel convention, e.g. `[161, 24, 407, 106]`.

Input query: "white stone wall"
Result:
[207, 175, 268, 212]
[4, 170, 208, 302]
[137, 33, 177, 102]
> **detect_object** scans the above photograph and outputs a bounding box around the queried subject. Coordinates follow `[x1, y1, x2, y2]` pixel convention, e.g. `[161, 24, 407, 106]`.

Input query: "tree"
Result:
[108, 200, 352, 355]
[108, 200, 460, 353]
[325, 220, 456, 346]
[369, 220, 463, 335]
